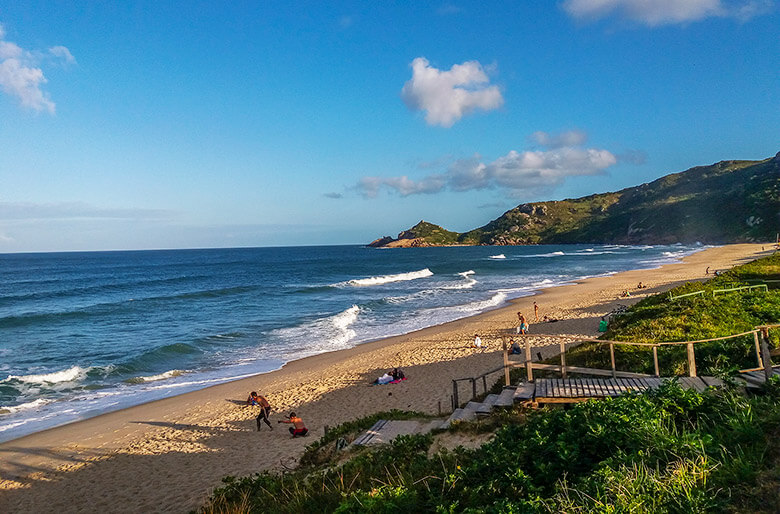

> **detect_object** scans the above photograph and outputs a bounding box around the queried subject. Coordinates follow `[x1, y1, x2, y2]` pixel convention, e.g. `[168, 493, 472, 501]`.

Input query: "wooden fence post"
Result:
[452, 380, 458, 410]
[687, 343, 697, 377]
[560, 339, 567, 378]
[754, 331, 763, 369]
[502, 337, 510, 386]
[653, 345, 660, 377]
[760, 328, 773, 381]
[609, 342, 616, 378]
[524, 336, 534, 382]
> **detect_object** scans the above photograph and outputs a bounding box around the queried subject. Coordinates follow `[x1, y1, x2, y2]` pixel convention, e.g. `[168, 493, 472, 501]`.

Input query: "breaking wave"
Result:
[3, 366, 88, 385]
[489, 254, 506, 259]
[339, 268, 433, 287]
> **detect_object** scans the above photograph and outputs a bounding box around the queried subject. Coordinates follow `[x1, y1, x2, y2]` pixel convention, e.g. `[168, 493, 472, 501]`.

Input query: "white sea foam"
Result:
[489, 254, 506, 259]
[0, 398, 53, 414]
[129, 370, 186, 383]
[520, 251, 565, 258]
[271, 305, 361, 352]
[340, 268, 433, 287]
[442, 270, 478, 290]
[455, 292, 508, 313]
[4, 366, 87, 385]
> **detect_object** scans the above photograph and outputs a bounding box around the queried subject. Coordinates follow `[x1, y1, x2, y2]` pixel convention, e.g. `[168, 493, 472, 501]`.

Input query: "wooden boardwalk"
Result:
[532, 376, 725, 403]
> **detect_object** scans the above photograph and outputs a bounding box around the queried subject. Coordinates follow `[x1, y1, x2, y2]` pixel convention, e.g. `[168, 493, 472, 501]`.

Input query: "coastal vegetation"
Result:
[370, 153, 780, 247]
[564, 252, 780, 376]
[203, 252, 780, 513]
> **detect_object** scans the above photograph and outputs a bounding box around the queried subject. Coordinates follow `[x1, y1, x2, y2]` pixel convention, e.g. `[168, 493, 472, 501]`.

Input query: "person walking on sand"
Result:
[534, 302, 539, 322]
[278, 412, 308, 437]
[519, 315, 529, 335]
[473, 334, 482, 348]
[252, 392, 273, 431]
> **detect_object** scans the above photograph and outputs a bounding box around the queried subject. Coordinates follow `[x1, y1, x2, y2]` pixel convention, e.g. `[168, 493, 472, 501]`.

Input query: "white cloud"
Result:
[356, 130, 620, 197]
[401, 57, 503, 127]
[0, 22, 74, 113]
[562, 0, 772, 26]
[49, 45, 76, 65]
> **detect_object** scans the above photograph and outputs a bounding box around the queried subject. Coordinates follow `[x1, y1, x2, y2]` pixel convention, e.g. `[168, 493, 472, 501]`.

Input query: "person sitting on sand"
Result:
[278, 412, 308, 437]
[637, 282, 646, 289]
[374, 372, 393, 385]
[620, 290, 631, 298]
[509, 338, 521, 355]
[391, 368, 405, 381]
[473, 334, 482, 348]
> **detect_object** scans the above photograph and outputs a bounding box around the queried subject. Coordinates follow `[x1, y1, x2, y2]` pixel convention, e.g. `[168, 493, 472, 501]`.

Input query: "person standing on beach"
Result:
[534, 302, 539, 322]
[254, 393, 273, 431]
[473, 334, 482, 348]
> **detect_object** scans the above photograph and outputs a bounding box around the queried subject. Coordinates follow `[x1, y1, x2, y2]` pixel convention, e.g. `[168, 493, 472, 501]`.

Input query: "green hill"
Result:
[370, 153, 780, 246]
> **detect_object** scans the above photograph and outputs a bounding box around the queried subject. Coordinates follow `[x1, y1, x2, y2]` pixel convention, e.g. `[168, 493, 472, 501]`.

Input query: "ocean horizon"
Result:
[0, 243, 705, 441]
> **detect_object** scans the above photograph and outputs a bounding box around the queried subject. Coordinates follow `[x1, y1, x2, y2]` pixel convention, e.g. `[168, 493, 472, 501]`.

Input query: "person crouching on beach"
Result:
[278, 412, 308, 437]
[473, 334, 482, 348]
[518, 315, 529, 335]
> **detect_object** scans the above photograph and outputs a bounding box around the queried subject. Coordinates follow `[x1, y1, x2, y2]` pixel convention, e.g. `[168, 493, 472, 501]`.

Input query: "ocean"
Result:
[0, 243, 704, 441]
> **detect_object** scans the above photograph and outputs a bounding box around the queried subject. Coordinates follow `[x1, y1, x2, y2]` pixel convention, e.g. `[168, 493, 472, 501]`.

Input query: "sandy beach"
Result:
[0, 243, 769, 513]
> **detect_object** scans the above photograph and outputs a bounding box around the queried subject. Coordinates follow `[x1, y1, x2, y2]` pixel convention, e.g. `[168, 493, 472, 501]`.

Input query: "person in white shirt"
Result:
[473, 334, 482, 348]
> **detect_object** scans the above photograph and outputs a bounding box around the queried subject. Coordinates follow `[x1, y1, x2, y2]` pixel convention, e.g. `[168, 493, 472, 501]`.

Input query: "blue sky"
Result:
[0, 1, 778, 252]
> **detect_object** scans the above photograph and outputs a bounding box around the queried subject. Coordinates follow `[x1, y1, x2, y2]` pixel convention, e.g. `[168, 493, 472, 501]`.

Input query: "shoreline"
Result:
[0, 245, 689, 443]
[0, 243, 769, 513]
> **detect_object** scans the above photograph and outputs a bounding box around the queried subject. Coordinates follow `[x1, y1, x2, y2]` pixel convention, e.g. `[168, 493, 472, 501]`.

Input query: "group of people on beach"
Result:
[373, 367, 406, 384]
[247, 392, 308, 437]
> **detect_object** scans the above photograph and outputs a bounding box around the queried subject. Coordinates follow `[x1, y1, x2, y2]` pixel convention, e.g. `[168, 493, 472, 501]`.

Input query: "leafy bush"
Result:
[204, 382, 780, 513]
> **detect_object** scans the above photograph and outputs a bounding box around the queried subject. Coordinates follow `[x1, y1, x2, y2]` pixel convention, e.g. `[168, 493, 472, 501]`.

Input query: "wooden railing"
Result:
[451, 366, 504, 410]
[502, 325, 777, 386]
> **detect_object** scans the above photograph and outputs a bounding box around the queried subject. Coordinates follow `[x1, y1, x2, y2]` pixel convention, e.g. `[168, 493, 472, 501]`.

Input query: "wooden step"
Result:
[482, 394, 500, 407]
[494, 387, 516, 407]
[514, 382, 535, 401]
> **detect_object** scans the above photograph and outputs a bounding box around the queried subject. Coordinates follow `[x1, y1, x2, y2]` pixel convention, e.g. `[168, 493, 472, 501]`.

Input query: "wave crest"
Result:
[4, 366, 87, 385]
[340, 268, 433, 287]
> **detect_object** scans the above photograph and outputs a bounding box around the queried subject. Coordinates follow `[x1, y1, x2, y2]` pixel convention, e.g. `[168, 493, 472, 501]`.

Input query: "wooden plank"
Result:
[645, 377, 662, 389]
[536, 396, 591, 404]
[574, 378, 583, 397]
[582, 378, 592, 397]
[701, 376, 724, 388]
[593, 378, 606, 396]
[605, 379, 619, 396]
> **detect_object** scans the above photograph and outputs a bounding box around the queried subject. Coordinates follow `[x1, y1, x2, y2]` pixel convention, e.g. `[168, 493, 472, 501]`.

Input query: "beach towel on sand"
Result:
[371, 377, 408, 385]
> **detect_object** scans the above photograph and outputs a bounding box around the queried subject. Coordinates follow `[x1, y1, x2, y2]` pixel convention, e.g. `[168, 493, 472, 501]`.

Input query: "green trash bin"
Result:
[598, 319, 608, 332]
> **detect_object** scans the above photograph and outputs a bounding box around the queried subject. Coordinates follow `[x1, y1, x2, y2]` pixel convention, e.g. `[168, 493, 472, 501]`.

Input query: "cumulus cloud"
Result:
[562, 0, 773, 26]
[401, 57, 503, 127]
[355, 130, 620, 198]
[0, 22, 74, 113]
